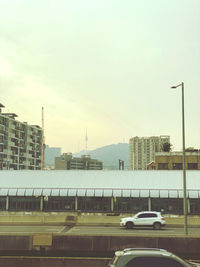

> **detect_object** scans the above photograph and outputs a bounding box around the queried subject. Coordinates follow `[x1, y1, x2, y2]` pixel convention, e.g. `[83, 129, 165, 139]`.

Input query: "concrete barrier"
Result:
[0, 257, 110, 267]
[0, 236, 31, 252]
[47, 235, 200, 258]
[0, 234, 200, 258]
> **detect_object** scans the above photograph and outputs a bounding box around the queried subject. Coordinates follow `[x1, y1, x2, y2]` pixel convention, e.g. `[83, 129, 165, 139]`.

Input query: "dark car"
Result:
[108, 248, 200, 267]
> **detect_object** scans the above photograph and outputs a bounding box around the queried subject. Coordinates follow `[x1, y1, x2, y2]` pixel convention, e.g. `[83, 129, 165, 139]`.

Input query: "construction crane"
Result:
[42, 107, 45, 170]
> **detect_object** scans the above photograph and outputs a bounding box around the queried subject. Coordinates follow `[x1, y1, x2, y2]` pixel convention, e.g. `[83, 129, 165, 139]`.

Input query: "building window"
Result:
[190, 199, 200, 214]
[187, 163, 198, 170]
[172, 163, 182, 170]
[9, 196, 40, 211]
[158, 163, 168, 170]
[114, 197, 148, 213]
[0, 197, 6, 210]
[43, 197, 75, 211]
[151, 198, 183, 214]
[78, 197, 111, 212]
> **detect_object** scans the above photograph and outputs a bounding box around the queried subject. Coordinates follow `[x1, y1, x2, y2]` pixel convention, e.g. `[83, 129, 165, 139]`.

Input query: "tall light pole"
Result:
[171, 82, 188, 235]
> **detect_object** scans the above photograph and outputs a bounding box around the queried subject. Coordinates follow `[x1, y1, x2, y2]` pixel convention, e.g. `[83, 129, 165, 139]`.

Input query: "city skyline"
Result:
[1, 0, 200, 153]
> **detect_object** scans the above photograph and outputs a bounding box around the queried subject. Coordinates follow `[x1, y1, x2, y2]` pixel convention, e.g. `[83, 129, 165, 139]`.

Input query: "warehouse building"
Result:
[0, 170, 200, 214]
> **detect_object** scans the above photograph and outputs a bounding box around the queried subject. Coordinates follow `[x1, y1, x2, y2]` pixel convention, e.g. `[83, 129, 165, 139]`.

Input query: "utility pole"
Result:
[171, 82, 188, 235]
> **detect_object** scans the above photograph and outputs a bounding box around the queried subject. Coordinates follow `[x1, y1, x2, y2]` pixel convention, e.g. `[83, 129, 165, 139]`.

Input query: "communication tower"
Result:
[42, 107, 45, 170]
[85, 129, 88, 153]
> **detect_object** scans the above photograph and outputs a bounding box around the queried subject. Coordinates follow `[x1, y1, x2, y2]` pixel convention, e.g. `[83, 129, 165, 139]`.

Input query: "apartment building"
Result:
[129, 135, 170, 170]
[55, 153, 103, 170]
[0, 104, 43, 170]
[148, 150, 200, 170]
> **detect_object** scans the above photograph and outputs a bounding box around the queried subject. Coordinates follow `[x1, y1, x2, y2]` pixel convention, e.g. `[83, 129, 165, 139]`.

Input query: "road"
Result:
[1, 225, 200, 236]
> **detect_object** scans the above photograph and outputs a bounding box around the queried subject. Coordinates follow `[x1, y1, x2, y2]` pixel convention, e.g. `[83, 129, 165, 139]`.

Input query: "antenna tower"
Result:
[85, 129, 88, 153]
[42, 107, 45, 170]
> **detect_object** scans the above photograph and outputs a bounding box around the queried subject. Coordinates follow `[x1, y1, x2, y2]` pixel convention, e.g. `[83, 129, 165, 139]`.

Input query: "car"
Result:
[120, 211, 166, 230]
[108, 248, 200, 267]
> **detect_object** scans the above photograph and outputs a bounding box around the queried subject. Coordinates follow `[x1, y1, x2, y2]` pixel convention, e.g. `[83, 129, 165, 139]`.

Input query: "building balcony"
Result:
[11, 143, 19, 148]
[11, 150, 18, 155]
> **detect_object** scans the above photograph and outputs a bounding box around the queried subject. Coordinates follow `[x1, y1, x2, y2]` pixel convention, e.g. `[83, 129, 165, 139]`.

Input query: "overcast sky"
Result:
[0, 0, 199, 153]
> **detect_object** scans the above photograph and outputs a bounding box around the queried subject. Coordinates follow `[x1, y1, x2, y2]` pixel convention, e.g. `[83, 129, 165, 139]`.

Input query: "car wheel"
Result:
[153, 222, 161, 230]
[126, 222, 134, 229]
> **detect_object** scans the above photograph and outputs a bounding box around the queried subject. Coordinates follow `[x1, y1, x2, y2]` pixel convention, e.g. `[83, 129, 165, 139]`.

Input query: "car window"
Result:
[125, 257, 184, 267]
[137, 213, 157, 218]
[148, 213, 157, 218]
[137, 214, 147, 218]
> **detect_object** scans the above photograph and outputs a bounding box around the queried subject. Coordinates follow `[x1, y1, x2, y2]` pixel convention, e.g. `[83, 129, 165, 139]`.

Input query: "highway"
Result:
[1, 225, 200, 236]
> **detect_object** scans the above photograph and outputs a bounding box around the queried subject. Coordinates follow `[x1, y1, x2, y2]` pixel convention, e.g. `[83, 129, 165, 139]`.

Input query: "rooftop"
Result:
[0, 170, 200, 197]
[1, 113, 18, 119]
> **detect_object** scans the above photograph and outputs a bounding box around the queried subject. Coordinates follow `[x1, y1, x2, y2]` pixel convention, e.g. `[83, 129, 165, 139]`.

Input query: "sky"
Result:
[0, 0, 199, 153]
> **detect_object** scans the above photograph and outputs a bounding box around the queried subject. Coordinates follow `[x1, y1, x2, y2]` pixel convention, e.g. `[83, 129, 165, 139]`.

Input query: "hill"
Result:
[74, 143, 129, 170]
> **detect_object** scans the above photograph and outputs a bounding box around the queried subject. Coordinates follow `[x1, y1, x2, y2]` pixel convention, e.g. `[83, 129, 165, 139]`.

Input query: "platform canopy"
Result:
[0, 170, 200, 198]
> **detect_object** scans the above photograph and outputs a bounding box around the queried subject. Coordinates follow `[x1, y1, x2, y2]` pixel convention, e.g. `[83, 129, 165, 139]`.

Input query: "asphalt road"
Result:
[66, 225, 200, 236]
[1, 225, 200, 236]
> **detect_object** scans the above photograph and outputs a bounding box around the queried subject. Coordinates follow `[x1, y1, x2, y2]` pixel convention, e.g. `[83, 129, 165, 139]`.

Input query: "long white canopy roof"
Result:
[0, 170, 200, 198]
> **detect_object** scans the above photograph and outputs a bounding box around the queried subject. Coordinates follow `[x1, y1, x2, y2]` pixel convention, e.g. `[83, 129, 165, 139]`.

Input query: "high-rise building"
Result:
[0, 104, 43, 170]
[45, 145, 61, 166]
[129, 135, 170, 170]
[55, 153, 103, 170]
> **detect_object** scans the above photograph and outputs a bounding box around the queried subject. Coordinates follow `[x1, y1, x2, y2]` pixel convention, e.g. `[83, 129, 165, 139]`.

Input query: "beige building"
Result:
[0, 104, 43, 170]
[55, 153, 103, 170]
[129, 135, 170, 170]
[148, 150, 200, 170]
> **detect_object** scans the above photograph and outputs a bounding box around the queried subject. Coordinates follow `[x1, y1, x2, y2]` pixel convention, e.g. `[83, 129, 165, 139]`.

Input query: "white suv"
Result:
[120, 211, 166, 230]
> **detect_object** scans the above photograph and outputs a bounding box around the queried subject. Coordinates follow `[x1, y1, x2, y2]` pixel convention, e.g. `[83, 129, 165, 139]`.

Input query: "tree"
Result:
[162, 142, 172, 152]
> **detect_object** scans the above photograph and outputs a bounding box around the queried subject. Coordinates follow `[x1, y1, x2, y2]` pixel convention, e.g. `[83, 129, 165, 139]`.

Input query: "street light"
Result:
[171, 82, 188, 235]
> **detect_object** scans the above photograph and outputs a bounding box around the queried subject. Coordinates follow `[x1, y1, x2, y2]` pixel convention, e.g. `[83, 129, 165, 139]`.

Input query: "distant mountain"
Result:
[74, 143, 129, 170]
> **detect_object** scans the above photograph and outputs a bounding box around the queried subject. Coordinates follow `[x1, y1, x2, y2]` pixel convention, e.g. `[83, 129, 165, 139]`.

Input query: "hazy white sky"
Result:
[0, 0, 199, 153]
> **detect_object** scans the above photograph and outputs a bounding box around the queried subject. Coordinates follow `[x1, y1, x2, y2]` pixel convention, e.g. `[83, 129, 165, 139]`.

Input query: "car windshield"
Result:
[125, 256, 187, 267]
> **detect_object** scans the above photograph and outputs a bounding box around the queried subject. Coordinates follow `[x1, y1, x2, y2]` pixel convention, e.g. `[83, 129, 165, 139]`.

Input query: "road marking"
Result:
[46, 228, 60, 231]
[0, 226, 63, 233]
[67, 227, 80, 233]
[58, 226, 66, 233]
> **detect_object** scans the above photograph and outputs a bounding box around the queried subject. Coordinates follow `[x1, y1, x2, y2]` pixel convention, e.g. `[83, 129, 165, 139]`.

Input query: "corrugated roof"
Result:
[0, 170, 200, 189]
[0, 170, 199, 197]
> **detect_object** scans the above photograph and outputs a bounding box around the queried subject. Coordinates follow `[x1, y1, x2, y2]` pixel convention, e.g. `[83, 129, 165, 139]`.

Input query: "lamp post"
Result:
[171, 82, 188, 235]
